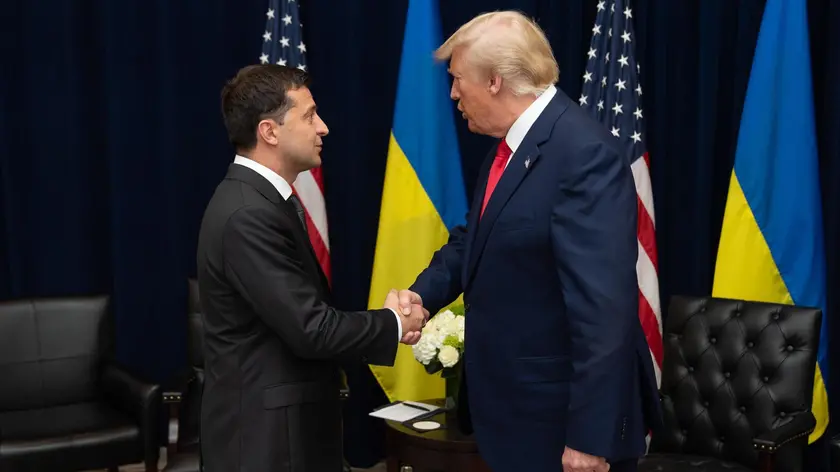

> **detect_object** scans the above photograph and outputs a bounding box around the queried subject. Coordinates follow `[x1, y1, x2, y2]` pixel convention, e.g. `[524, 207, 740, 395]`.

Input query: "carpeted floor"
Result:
[86, 449, 386, 471]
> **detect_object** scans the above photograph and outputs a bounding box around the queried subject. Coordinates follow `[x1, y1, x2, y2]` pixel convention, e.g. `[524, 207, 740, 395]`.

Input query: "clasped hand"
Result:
[562, 447, 610, 472]
[383, 289, 427, 345]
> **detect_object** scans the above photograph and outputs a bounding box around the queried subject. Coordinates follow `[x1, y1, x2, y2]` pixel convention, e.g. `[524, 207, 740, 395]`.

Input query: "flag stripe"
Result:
[303, 208, 331, 281]
[309, 166, 325, 193]
[632, 153, 655, 226]
[649, 347, 661, 388]
[294, 170, 329, 248]
[637, 240, 661, 328]
[637, 194, 657, 271]
[638, 287, 663, 366]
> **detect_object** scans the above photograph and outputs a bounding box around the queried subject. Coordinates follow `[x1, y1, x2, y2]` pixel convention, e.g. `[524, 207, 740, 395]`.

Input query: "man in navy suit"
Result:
[398, 11, 661, 472]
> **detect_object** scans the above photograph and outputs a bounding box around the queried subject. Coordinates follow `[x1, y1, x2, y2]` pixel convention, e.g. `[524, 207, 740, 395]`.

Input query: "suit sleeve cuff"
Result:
[387, 308, 402, 342]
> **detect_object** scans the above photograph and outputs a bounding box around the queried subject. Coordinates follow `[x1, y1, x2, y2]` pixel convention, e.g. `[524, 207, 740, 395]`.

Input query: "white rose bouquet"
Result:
[411, 304, 465, 376]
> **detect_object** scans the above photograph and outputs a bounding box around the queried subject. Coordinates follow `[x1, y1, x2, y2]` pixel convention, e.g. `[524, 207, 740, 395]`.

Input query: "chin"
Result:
[466, 120, 482, 134]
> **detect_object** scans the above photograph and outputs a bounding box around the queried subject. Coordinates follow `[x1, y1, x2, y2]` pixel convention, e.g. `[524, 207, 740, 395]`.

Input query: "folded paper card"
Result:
[369, 401, 442, 423]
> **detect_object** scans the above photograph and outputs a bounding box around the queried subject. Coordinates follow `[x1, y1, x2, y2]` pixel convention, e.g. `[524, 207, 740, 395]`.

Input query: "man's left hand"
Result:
[562, 447, 609, 472]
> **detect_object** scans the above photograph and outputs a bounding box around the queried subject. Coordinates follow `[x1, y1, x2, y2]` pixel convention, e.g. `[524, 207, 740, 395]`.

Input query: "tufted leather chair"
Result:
[0, 295, 161, 471]
[639, 295, 821, 472]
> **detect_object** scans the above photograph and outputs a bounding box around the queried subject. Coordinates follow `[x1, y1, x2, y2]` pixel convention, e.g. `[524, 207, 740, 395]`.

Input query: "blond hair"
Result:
[435, 11, 559, 96]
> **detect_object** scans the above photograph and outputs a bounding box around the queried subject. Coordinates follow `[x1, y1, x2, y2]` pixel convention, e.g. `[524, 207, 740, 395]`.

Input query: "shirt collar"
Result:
[233, 155, 294, 200]
[504, 84, 557, 153]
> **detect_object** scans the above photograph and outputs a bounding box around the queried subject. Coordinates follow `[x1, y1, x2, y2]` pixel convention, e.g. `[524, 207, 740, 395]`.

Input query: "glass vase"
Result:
[442, 362, 462, 410]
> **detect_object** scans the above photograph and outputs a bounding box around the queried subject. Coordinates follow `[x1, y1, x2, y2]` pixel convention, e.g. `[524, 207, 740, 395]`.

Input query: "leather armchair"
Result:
[0, 295, 161, 471]
[162, 279, 204, 472]
[639, 295, 821, 472]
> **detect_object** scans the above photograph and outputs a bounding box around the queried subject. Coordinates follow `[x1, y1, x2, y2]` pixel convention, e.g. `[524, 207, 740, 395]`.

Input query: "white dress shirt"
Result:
[233, 155, 293, 200]
[232, 155, 404, 341]
[503, 84, 557, 168]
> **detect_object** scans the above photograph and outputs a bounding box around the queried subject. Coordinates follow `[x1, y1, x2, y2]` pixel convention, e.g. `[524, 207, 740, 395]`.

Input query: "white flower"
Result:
[438, 345, 460, 368]
[436, 310, 456, 326]
[454, 316, 465, 343]
[412, 335, 438, 364]
[411, 307, 467, 369]
[423, 316, 450, 348]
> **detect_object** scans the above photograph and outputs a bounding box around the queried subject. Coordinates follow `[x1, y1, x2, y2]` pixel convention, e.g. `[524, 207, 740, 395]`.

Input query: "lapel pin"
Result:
[524, 158, 531, 169]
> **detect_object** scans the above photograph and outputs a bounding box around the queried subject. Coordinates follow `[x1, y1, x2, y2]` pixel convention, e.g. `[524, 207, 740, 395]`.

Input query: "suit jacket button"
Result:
[464, 303, 471, 311]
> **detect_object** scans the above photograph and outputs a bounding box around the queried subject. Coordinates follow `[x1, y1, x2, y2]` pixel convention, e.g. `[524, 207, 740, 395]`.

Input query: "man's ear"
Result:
[488, 74, 503, 95]
[257, 119, 279, 146]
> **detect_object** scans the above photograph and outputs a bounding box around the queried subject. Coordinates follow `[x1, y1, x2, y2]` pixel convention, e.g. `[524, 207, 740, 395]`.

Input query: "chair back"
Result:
[178, 279, 205, 451]
[187, 278, 204, 369]
[0, 296, 111, 411]
[651, 295, 822, 469]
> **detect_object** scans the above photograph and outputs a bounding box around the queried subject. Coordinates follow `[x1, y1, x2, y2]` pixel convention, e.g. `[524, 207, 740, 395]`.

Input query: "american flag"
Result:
[580, 0, 662, 386]
[259, 0, 331, 282]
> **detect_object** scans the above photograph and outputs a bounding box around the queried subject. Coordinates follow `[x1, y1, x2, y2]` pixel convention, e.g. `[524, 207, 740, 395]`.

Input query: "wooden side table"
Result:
[384, 399, 491, 472]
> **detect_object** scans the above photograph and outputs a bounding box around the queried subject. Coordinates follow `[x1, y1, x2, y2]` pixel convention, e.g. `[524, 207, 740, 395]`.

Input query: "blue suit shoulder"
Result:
[542, 89, 628, 165]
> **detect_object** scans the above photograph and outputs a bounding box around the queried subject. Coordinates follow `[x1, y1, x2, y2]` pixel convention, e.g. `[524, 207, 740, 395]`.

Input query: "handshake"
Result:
[383, 289, 427, 345]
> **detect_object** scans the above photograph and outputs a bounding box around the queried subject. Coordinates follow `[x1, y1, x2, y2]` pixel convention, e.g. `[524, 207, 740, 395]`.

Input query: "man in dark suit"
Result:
[398, 11, 662, 472]
[196, 64, 426, 472]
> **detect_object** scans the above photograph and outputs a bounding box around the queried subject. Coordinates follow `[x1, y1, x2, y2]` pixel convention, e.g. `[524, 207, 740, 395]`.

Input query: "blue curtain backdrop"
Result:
[1, 0, 838, 468]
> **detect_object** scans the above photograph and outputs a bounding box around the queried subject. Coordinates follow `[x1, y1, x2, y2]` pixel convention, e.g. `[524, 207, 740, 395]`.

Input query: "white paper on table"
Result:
[368, 401, 440, 422]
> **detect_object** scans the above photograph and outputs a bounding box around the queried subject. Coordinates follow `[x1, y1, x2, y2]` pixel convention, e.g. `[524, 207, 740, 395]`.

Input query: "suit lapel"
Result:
[461, 145, 497, 285]
[225, 164, 330, 294]
[464, 91, 570, 288]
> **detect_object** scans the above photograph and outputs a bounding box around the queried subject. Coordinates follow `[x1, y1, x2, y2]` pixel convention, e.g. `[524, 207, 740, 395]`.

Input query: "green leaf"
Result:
[447, 304, 465, 317]
[442, 334, 462, 350]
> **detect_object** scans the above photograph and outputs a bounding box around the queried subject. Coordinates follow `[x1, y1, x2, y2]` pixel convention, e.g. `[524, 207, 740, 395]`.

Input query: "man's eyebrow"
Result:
[305, 104, 317, 115]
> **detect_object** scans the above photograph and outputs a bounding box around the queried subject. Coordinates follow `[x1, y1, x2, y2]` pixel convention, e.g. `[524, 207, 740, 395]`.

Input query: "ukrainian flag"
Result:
[712, 0, 828, 442]
[366, 0, 468, 402]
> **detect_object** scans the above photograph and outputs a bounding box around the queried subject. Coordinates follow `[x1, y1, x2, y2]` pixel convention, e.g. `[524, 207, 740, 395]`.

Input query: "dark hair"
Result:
[220, 64, 311, 151]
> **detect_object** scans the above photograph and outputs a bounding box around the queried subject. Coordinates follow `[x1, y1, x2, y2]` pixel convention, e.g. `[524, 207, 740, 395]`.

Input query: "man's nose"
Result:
[316, 117, 329, 136]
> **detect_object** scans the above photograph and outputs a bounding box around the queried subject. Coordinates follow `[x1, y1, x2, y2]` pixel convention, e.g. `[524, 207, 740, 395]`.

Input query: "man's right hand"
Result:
[383, 289, 427, 345]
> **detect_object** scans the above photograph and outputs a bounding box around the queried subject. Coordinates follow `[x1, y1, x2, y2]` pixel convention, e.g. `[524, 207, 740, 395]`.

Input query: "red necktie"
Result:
[480, 139, 512, 218]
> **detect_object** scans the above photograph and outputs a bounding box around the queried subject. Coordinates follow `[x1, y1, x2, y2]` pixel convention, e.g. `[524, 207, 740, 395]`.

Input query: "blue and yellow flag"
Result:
[712, 0, 828, 442]
[367, 0, 467, 403]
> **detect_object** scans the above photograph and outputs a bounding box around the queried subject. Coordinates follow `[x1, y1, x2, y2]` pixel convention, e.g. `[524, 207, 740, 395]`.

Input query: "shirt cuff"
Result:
[387, 308, 402, 342]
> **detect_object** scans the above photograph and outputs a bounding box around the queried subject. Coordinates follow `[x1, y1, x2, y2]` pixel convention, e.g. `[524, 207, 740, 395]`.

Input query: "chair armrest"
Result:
[162, 368, 198, 406]
[753, 411, 816, 453]
[161, 368, 199, 454]
[753, 411, 815, 472]
[101, 363, 162, 466]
